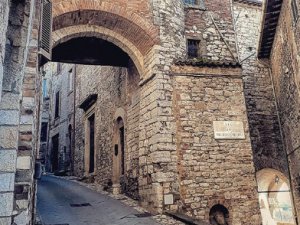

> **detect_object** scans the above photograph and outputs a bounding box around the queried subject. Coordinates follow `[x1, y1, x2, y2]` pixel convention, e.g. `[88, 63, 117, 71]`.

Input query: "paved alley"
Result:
[37, 176, 161, 225]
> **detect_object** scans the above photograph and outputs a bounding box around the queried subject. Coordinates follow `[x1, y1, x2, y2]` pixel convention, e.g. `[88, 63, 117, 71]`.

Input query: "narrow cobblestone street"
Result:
[37, 176, 161, 225]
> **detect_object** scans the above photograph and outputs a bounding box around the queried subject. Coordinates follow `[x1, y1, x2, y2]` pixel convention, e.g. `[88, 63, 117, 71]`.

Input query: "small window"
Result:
[187, 39, 201, 58]
[55, 91, 60, 118]
[42, 79, 48, 98]
[184, 0, 205, 8]
[68, 68, 73, 92]
[292, 0, 299, 24]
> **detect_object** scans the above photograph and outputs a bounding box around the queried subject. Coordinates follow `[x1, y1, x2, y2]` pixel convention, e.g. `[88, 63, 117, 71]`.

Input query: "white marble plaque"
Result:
[213, 121, 245, 140]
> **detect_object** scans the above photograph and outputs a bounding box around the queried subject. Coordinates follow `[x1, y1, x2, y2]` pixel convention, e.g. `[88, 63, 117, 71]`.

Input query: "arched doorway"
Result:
[209, 204, 230, 225]
[112, 116, 126, 194]
[257, 169, 296, 225]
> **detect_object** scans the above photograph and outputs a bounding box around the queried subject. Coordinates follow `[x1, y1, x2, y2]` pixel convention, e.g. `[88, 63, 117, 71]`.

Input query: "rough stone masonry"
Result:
[1, 0, 300, 225]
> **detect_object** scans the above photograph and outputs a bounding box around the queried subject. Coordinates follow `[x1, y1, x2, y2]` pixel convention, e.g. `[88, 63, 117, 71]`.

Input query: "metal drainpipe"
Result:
[258, 58, 299, 225]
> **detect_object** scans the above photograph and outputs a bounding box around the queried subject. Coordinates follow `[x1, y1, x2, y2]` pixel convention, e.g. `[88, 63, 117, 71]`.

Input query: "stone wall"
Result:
[168, 65, 261, 224]
[269, 0, 300, 219]
[74, 61, 141, 199]
[233, 2, 287, 174]
[185, 0, 238, 61]
[0, 0, 10, 103]
[0, 0, 38, 224]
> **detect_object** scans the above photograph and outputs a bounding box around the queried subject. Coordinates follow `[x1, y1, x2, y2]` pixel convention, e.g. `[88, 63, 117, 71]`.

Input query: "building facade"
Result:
[0, 0, 300, 225]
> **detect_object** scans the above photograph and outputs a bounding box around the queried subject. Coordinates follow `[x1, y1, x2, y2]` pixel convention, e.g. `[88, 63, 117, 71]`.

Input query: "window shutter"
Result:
[39, 0, 52, 64]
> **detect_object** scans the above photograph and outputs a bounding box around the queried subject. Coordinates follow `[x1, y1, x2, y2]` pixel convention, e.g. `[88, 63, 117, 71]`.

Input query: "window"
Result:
[55, 91, 60, 118]
[184, 0, 205, 8]
[187, 39, 201, 58]
[292, 0, 299, 24]
[184, 0, 197, 4]
[41, 122, 48, 142]
[68, 68, 73, 92]
[42, 79, 48, 98]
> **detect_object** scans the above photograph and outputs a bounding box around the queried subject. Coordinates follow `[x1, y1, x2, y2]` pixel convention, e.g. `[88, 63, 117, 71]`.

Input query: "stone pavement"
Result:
[37, 175, 185, 225]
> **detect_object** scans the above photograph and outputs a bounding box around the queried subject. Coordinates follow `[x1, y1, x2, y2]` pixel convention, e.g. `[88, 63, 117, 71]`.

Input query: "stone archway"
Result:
[256, 169, 296, 225]
[52, 26, 145, 75]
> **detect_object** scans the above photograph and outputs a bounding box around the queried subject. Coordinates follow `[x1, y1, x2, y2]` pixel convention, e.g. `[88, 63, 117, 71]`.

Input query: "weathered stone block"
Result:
[17, 156, 31, 170]
[15, 170, 32, 183]
[0, 173, 14, 192]
[0, 110, 19, 125]
[0, 92, 20, 110]
[0, 150, 16, 172]
[0, 217, 11, 225]
[0, 193, 13, 217]
[0, 126, 18, 149]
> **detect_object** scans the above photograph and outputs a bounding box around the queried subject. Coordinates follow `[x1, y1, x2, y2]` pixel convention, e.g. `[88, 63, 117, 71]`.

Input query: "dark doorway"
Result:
[51, 134, 59, 172]
[88, 114, 95, 173]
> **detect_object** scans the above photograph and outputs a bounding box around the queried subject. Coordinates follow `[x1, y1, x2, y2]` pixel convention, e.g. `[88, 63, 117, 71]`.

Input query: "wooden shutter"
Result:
[39, 0, 52, 64]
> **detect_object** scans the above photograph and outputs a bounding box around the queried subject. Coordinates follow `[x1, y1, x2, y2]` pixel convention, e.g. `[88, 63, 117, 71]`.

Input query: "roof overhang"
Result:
[233, 0, 262, 7]
[79, 94, 98, 111]
[258, 0, 283, 58]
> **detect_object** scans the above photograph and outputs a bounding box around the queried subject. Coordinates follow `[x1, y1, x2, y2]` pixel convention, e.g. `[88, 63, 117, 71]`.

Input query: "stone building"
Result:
[37, 63, 52, 166]
[1, 0, 300, 225]
[45, 63, 75, 174]
[258, 0, 300, 223]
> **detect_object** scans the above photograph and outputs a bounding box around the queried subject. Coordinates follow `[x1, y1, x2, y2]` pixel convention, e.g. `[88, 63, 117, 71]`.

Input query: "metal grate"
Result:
[70, 203, 91, 207]
[134, 212, 152, 218]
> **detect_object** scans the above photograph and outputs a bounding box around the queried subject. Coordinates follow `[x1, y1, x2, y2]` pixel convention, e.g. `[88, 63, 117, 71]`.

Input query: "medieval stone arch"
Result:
[52, 26, 144, 75]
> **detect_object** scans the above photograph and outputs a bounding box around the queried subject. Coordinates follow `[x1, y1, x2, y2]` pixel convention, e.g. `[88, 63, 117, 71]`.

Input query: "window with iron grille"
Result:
[292, 0, 299, 24]
[187, 39, 200, 58]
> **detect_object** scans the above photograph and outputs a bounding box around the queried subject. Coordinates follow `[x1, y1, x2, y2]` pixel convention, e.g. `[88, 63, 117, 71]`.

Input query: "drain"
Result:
[70, 203, 91, 207]
[134, 212, 152, 218]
